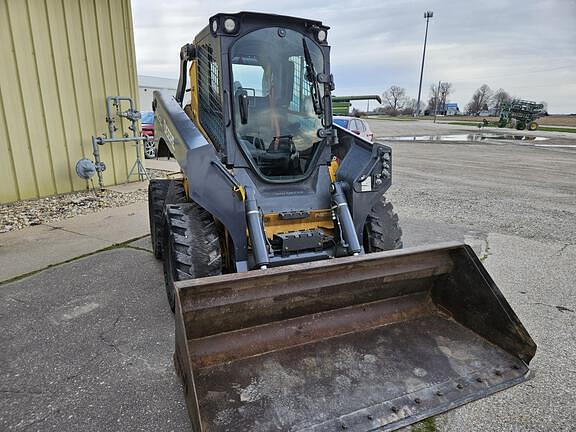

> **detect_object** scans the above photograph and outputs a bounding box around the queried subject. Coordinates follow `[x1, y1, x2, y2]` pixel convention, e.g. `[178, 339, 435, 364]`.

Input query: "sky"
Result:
[131, 0, 576, 114]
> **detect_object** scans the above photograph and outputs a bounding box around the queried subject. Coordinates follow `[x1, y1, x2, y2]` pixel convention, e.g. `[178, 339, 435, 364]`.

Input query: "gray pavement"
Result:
[1, 247, 190, 431]
[1, 120, 575, 431]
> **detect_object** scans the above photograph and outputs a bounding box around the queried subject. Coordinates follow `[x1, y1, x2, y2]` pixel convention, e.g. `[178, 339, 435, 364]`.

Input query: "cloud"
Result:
[131, 0, 576, 113]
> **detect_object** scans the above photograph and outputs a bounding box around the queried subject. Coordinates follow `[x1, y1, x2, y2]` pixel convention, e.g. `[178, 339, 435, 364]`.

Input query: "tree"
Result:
[492, 88, 511, 114]
[351, 107, 363, 118]
[426, 82, 452, 114]
[382, 85, 408, 115]
[426, 84, 439, 114]
[427, 82, 453, 114]
[438, 82, 452, 113]
[400, 98, 418, 115]
[466, 84, 493, 115]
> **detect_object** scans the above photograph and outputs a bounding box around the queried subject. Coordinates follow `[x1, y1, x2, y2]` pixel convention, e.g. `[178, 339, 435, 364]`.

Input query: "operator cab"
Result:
[231, 27, 326, 180]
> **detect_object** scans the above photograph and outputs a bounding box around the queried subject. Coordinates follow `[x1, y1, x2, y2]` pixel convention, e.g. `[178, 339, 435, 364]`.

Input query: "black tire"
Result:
[148, 179, 186, 259]
[163, 202, 222, 312]
[363, 196, 403, 252]
[516, 121, 526, 130]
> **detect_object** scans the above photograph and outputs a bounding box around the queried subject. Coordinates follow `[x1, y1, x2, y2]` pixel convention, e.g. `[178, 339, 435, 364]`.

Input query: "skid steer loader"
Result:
[148, 12, 536, 431]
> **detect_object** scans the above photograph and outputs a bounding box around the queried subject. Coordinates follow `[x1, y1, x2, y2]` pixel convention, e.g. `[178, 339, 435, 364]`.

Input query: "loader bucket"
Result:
[173, 242, 536, 432]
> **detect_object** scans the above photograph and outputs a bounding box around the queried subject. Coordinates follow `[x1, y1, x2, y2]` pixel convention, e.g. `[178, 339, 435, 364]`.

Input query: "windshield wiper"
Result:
[302, 38, 323, 116]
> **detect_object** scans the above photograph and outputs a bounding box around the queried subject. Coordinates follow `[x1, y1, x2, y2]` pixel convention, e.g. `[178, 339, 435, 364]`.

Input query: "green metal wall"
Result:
[0, 0, 139, 203]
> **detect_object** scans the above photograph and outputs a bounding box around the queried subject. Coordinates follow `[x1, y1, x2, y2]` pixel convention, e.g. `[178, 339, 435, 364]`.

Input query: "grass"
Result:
[367, 115, 417, 121]
[440, 121, 576, 133]
[432, 118, 576, 133]
[539, 126, 576, 133]
[411, 417, 437, 432]
[442, 121, 499, 127]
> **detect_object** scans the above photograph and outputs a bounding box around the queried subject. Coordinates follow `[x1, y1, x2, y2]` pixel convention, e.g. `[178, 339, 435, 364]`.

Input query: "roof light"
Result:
[223, 18, 237, 33]
[317, 29, 327, 43]
[211, 20, 218, 33]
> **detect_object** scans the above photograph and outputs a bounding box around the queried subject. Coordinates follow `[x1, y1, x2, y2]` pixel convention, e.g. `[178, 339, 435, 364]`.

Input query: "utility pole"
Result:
[416, 11, 433, 117]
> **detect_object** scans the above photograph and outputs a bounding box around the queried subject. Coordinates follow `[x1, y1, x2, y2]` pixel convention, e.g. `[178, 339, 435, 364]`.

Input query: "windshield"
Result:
[231, 27, 325, 180]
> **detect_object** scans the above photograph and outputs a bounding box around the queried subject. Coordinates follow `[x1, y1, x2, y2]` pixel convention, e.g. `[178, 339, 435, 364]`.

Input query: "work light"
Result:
[224, 18, 237, 33]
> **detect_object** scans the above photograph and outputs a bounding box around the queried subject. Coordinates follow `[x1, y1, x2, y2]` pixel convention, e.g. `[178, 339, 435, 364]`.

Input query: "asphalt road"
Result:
[1, 246, 191, 432]
[1, 121, 575, 431]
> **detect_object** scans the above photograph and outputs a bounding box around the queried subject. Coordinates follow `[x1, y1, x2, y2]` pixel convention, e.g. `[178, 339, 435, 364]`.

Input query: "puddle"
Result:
[382, 134, 548, 142]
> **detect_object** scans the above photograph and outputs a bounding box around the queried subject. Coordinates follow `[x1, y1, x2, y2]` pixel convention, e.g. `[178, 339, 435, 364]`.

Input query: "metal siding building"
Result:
[0, 0, 139, 203]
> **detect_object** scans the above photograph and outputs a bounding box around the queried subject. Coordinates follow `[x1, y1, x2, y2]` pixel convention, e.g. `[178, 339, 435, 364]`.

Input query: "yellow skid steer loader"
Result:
[149, 12, 536, 431]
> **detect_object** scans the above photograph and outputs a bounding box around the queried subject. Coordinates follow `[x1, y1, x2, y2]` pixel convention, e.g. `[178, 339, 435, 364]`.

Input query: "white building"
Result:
[138, 75, 179, 112]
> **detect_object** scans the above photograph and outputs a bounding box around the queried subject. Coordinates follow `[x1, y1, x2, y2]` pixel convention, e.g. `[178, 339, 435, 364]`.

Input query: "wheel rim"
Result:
[144, 141, 156, 158]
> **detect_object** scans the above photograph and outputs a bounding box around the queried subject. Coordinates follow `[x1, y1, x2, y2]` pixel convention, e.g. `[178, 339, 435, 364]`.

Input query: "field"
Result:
[368, 114, 576, 127]
[436, 114, 576, 127]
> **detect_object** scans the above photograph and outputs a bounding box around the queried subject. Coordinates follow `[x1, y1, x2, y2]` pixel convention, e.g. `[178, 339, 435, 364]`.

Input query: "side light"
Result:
[211, 20, 218, 33]
[317, 29, 327, 43]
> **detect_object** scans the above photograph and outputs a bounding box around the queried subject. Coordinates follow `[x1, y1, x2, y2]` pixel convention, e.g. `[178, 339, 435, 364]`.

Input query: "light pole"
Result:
[416, 11, 433, 117]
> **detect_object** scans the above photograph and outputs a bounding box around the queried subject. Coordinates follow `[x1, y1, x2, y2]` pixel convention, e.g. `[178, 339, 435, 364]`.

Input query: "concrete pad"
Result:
[0, 225, 110, 282]
[0, 202, 149, 283]
[145, 158, 180, 172]
[128, 235, 153, 252]
[47, 202, 149, 244]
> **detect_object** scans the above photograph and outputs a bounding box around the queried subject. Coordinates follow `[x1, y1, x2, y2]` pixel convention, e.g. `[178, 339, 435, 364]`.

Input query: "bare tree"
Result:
[400, 98, 418, 115]
[466, 84, 493, 115]
[382, 85, 407, 115]
[426, 84, 439, 113]
[492, 88, 511, 114]
[427, 82, 453, 114]
[438, 82, 452, 113]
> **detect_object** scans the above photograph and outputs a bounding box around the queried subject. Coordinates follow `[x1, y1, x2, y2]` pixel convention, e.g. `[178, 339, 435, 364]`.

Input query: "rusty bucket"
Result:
[173, 242, 536, 431]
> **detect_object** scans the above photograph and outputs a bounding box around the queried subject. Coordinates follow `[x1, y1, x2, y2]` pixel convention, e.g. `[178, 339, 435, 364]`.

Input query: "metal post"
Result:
[416, 11, 433, 117]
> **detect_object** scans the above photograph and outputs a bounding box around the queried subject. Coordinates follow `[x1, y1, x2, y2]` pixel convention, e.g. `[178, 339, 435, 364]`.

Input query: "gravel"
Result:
[0, 169, 168, 233]
[384, 141, 576, 245]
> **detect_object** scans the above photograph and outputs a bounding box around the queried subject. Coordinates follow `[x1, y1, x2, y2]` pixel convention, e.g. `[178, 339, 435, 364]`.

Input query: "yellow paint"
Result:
[188, 59, 201, 126]
[233, 185, 246, 201]
[328, 158, 339, 182]
[0, 0, 139, 203]
[186, 58, 212, 144]
[183, 178, 189, 199]
[262, 210, 334, 238]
